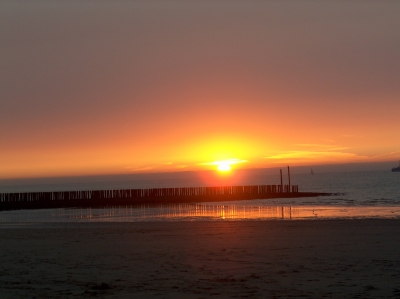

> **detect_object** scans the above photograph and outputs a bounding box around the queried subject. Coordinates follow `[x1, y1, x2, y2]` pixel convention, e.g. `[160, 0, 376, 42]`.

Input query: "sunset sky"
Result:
[1, 0, 400, 179]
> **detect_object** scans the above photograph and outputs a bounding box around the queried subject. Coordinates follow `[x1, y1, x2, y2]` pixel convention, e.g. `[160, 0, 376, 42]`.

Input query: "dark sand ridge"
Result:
[1, 220, 400, 298]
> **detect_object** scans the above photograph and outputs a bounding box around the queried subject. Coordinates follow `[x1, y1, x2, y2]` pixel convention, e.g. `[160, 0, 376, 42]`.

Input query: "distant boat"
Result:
[392, 161, 400, 172]
[311, 169, 314, 174]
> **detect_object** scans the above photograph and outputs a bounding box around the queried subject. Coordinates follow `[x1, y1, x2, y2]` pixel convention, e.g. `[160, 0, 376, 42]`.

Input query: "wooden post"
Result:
[287, 166, 291, 192]
[280, 169, 283, 192]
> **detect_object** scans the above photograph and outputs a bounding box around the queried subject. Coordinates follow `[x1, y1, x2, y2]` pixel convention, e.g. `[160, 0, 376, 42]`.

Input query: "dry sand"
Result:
[1, 220, 400, 298]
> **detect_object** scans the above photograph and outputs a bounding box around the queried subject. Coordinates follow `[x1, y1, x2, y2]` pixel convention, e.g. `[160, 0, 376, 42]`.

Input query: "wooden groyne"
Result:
[0, 184, 331, 211]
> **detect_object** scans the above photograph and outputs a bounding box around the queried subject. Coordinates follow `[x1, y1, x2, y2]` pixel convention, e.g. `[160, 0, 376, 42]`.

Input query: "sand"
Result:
[1, 220, 400, 298]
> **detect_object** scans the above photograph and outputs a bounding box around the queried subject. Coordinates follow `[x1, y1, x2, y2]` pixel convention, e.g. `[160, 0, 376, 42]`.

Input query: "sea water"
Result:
[0, 169, 399, 223]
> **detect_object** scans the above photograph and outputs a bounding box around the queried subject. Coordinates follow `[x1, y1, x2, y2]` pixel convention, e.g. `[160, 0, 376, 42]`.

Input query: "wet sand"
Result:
[1, 220, 400, 298]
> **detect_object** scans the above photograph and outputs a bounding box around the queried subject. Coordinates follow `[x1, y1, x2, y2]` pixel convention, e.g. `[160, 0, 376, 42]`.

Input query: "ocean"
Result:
[0, 169, 399, 223]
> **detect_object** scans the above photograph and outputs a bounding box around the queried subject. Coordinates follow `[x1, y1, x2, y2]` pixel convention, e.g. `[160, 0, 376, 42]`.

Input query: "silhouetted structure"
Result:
[392, 160, 400, 172]
[0, 184, 331, 211]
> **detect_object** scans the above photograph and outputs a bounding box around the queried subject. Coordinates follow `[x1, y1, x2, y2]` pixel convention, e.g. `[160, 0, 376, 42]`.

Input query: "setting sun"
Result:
[217, 163, 231, 172]
[198, 158, 247, 172]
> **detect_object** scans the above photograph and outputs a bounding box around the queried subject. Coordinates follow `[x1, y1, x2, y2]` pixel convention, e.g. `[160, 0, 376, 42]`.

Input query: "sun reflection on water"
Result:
[65, 205, 400, 221]
[1, 205, 400, 223]
[0, 204, 400, 224]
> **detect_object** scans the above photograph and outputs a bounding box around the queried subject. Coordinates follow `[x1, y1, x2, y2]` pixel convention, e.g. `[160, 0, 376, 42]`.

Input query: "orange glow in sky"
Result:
[1, 1, 400, 179]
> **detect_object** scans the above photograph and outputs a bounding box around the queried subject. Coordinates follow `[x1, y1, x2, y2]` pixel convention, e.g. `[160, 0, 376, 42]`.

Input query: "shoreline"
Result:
[2, 205, 400, 223]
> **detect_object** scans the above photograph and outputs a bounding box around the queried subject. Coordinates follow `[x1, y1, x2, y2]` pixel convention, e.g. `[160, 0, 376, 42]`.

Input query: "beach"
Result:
[1, 220, 400, 298]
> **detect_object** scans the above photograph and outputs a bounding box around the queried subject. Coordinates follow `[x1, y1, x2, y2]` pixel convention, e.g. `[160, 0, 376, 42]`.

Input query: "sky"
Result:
[1, 0, 400, 179]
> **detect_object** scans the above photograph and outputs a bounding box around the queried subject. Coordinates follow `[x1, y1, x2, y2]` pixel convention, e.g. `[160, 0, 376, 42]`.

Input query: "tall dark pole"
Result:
[280, 169, 283, 192]
[287, 166, 291, 192]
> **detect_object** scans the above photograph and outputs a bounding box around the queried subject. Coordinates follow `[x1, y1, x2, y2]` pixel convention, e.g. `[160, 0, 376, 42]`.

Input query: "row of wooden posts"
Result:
[0, 184, 299, 203]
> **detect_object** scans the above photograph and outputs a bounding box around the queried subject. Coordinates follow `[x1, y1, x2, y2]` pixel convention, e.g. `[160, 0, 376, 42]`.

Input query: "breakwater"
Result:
[0, 184, 331, 211]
